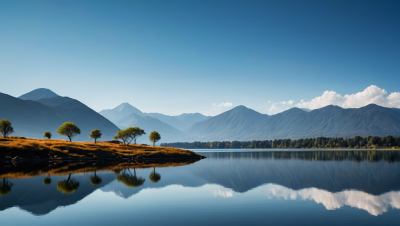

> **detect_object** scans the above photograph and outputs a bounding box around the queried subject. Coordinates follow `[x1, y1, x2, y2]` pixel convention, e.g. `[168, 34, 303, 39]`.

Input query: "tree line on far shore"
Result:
[0, 119, 161, 146]
[161, 135, 400, 149]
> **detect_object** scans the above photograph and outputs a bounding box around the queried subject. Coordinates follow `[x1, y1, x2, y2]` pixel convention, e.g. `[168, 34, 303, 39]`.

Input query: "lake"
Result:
[1, 149, 400, 226]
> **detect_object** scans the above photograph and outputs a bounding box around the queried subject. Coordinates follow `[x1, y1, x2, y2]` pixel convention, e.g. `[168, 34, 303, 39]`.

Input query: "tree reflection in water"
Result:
[57, 173, 80, 194]
[116, 168, 145, 187]
[89, 171, 102, 186]
[149, 167, 161, 183]
[0, 178, 13, 196]
[43, 174, 52, 185]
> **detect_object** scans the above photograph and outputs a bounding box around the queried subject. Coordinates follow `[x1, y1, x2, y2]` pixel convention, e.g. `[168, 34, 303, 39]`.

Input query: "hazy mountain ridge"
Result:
[0, 90, 119, 141]
[99, 103, 211, 132]
[243, 104, 400, 140]
[115, 113, 184, 143]
[182, 104, 400, 142]
[36, 96, 120, 141]
[99, 103, 144, 122]
[18, 88, 59, 101]
[184, 105, 268, 141]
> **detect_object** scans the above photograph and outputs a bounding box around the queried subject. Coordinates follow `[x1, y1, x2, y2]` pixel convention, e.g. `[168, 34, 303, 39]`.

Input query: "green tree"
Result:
[89, 171, 102, 186]
[43, 174, 52, 185]
[149, 131, 161, 146]
[0, 178, 13, 196]
[149, 167, 161, 183]
[114, 129, 130, 145]
[370, 136, 381, 146]
[0, 119, 14, 138]
[57, 122, 81, 142]
[396, 136, 400, 147]
[44, 131, 52, 140]
[57, 174, 80, 194]
[383, 135, 395, 147]
[114, 127, 145, 145]
[130, 127, 146, 144]
[89, 129, 102, 143]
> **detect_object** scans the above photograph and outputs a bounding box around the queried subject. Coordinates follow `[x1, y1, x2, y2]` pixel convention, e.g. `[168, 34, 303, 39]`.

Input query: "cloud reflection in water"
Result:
[212, 184, 400, 216]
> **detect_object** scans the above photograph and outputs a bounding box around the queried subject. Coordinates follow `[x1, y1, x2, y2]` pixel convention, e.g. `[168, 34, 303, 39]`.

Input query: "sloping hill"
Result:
[0, 91, 119, 141]
[146, 112, 211, 130]
[36, 96, 120, 141]
[115, 113, 184, 143]
[184, 105, 268, 141]
[0, 92, 66, 138]
[19, 88, 59, 101]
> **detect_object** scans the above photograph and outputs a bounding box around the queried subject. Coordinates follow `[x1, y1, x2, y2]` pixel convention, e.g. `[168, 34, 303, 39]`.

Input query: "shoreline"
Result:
[0, 137, 206, 166]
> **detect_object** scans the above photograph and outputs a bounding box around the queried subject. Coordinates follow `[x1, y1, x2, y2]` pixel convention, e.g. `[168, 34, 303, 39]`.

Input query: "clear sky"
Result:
[1, 0, 399, 115]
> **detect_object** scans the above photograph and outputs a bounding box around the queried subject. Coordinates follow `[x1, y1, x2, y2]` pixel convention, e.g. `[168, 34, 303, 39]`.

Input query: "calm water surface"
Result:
[1, 149, 400, 226]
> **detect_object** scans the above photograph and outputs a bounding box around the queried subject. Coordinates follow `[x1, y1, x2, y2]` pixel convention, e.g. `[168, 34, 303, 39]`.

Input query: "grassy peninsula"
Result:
[0, 137, 204, 165]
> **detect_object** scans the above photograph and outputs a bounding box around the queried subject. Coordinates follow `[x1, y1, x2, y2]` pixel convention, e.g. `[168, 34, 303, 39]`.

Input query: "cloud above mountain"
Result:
[266, 85, 400, 114]
[213, 102, 233, 107]
[297, 85, 400, 110]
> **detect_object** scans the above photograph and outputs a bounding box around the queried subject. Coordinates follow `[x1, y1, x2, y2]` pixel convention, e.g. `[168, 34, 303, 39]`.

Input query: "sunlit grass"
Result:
[0, 136, 200, 160]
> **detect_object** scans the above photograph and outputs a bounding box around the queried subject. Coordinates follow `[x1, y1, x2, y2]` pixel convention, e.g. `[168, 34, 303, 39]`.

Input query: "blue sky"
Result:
[1, 0, 399, 115]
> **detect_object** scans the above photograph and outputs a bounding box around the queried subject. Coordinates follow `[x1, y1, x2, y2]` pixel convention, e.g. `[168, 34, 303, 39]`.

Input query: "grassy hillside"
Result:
[0, 137, 203, 162]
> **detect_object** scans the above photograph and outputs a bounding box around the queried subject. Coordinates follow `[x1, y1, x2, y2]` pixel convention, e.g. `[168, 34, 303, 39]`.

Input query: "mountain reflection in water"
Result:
[1, 150, 400, 224]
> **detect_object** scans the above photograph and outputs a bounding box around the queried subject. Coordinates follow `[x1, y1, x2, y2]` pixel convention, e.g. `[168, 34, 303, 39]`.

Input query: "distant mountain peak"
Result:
[19, 88, 59, 101]
[98, 102, 144, 124]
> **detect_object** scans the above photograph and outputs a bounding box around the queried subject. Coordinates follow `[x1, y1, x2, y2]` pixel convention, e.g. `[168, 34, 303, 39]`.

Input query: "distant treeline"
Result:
[161, 135, 400, 149]
[202, 151, 400, 163]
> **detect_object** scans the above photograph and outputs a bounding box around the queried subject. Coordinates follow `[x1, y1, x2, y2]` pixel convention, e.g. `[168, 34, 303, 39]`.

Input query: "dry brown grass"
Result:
[0, 137, 201, 160]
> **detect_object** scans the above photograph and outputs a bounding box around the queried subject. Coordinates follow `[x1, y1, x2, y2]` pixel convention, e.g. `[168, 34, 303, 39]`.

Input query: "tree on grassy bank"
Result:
[130, 127, 145, 144]
[0, 119, 14, 138]
[44, 132, 52, 140]
[114, 127, 145, 145]
[57, 122, 81, 142]
[90, 129, 102, 143]
[149, 131, 161, 146]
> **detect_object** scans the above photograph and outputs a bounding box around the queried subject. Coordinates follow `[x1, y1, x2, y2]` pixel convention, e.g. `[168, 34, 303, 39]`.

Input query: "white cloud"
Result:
[205, 102, 235, 116]
[213, 102, 233, 107]
[268, 100, 295, 114]
[297, 85, 400, 110]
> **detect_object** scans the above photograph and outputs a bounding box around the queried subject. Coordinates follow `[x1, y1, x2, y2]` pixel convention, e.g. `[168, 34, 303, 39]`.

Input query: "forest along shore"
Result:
[0, 137, 205, 165]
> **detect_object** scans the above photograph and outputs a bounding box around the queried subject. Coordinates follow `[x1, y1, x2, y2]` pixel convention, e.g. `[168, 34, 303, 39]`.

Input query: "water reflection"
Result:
[43, 174, 52, 185]
[89, 171, 102, 186]
[57, 173, 80, 194]
[0, 178, 13, 196]
[212, 184, 400, 216]
[1, 150, 400, 220]
[149, 167, 161, 183]
[116, 169, 145, 187]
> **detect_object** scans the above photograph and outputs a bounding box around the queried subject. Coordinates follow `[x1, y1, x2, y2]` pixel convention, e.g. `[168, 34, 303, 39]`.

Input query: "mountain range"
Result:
[0, 88, 399, 143]
[184, 104, 400, 141]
